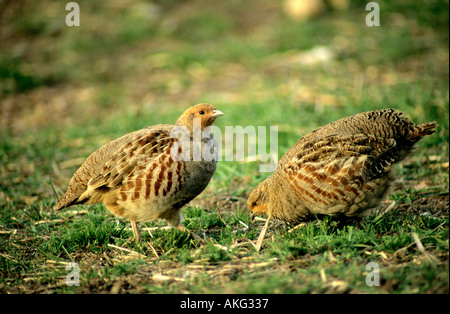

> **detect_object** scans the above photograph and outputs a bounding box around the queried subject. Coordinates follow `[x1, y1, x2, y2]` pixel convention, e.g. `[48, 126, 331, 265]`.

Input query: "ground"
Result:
[0, 0, 448, 294]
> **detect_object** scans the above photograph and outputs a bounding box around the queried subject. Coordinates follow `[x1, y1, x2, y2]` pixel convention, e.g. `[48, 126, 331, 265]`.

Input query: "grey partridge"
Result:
[54, 103, 223, 241]
[248, 109, 436, 225]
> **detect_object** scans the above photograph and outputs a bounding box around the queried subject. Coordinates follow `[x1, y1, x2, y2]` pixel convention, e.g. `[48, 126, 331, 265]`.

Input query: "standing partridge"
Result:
[54, 103, 223, 242]
[248, 109, 436, 225]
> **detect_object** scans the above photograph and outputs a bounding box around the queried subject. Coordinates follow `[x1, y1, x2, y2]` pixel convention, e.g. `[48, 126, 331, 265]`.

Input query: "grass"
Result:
[0, 0, 448, 294]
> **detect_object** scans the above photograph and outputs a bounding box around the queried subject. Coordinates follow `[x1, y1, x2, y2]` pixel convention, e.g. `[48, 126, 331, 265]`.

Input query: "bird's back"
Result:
[279, 109, 435, 174]
[53, 124, 172, 210]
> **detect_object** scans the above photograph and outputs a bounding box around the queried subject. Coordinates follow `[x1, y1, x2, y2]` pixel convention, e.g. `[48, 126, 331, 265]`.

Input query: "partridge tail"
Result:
[368, 121, 437, 180]
[53, 187, 84, 211]
[53, 192, 75, 211]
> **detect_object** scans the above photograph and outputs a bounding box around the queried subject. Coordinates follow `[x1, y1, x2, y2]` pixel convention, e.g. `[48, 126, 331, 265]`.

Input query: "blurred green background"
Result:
[0, 0, 448, 294]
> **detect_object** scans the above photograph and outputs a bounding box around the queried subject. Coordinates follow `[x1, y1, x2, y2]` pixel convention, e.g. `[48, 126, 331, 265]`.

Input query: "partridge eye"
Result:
[252, 201, 257, 207]
[199, 110, 205, 115]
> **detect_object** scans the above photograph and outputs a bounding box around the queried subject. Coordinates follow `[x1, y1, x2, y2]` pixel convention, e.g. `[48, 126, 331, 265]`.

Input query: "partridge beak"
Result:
[211, 109, 224, 118]
[250, 211, 256, 222]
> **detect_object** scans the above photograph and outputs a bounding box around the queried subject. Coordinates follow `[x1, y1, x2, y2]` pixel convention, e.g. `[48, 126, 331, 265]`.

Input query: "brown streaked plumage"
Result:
[248, 109, 436, 225]
[54, 104, 223, 241]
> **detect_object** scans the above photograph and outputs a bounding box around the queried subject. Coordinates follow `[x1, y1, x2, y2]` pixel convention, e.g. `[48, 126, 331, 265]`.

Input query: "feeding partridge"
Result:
[248, 109, 436, 225]
[54, 103, 223, 241]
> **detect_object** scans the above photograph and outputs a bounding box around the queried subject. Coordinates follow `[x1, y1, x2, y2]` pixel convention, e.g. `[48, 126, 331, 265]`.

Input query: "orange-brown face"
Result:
[247, 184, 270, 217]
[179, 103, 224, 130]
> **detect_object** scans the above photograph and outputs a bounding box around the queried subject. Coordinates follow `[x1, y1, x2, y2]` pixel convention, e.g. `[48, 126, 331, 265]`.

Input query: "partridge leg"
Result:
[130, 220, 141, 242]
